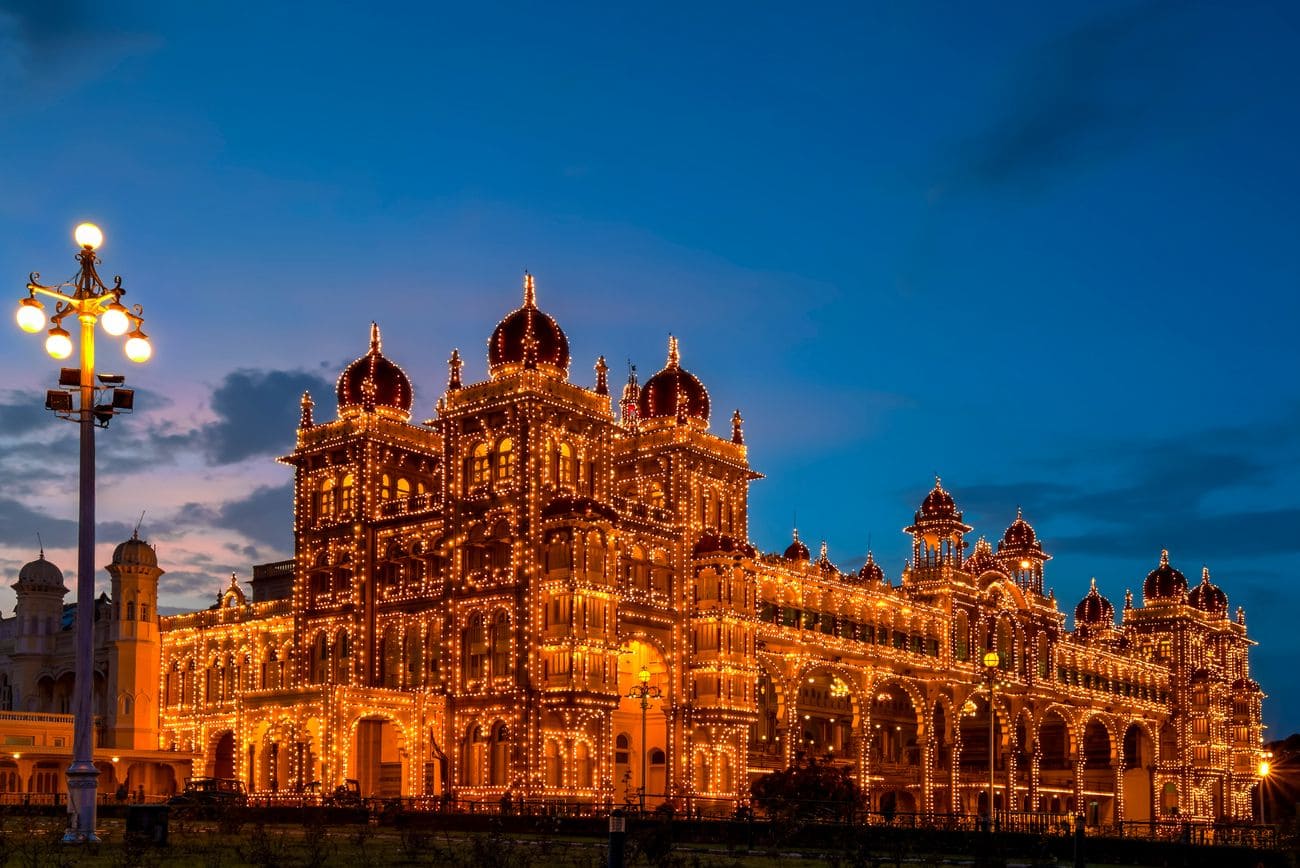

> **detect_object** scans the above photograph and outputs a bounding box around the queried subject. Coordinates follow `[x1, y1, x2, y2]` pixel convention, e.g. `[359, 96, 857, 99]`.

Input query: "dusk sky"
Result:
[1, 2, 1297, 733]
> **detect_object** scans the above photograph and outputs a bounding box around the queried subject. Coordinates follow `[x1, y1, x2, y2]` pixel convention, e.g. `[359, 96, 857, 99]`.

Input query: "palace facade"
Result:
[138, 275, 1265, 822]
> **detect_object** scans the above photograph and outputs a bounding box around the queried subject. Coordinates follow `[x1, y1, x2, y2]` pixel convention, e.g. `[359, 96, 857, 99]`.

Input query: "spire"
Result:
[1125, 588, 1133, 610]
[594, 355, 609, 396]
[369, 321, 381, 353]
[1237, 606, 1246, 626]
[448, 348, 463, 391]
[820, 540, 828, 560]
[523, 271, 536, 308]
[299, 390, 314, 429]
[1201, 565, 1211, 584]
[1160, 549, 1169, 567]
[620, 361, 640, 429]
[1089, 577, 1097, 591]
[1016, 505, 1023, 519]
[667, 334, 680, 368]
[36, 532, 44, 560]
[731, 408, 744, 445]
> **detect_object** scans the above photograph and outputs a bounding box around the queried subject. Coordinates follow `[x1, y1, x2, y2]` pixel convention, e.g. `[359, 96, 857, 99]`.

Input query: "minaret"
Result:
[620, 362, 640, 429]
[106, 531, 164, 750]
[299, 391, 314, 429]
[448, 348, 463, 392]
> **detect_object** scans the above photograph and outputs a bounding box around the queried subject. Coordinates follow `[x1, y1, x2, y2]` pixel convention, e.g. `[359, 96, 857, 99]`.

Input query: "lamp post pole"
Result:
[1257, 756, 1270, 825]
[628, 666, 661, 815]
[982, 651, 1002, 834]
[17, 223, 151, 843]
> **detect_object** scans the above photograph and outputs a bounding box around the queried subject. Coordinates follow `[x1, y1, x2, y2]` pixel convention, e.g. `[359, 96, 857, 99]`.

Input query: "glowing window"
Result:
[317, 478, 336, 518]
[648, 481, 665, 509]
[340, 474, 355, 513]
[557, 442, 576, 487]
[396, 477, 411, 497]
[381, 474, 392, 500]
[495, 438, 514, 480]
[471, 442, 491, 485]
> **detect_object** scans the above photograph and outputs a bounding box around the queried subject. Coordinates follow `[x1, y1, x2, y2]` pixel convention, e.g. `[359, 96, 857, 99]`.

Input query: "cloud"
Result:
[0, 497, 133, 550]
[0, 0, 157, 93]
[171, 483, 294, 552]
[0, 391, 51, 436]
[199, 369, 334, 465]
[942, 2, 1190, 196]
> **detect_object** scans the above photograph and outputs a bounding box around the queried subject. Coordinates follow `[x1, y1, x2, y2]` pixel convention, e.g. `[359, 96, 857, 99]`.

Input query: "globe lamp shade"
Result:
[16, 299, 45, 333]
[101, 304, 130, 336]
[125, 333, 152, 363]
[74, 222, 103, 250]
[45, 328, 73, 360]
[983, 651, 1001, 669]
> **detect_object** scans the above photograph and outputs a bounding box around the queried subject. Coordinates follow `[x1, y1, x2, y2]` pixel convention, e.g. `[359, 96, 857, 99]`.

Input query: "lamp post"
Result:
[628, 666, 661, 815]
[982, 650, 1002, 833]
[1257, 754, 1271, 825]
[17, 223, 151, 843]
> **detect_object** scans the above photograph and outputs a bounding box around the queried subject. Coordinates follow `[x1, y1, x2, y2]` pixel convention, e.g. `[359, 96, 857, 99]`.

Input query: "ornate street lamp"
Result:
[981, 650, 1003, 833]
[17, 223, 151, 843]
[1257, 752, 1271, 825]
[628, 666, 661, 815]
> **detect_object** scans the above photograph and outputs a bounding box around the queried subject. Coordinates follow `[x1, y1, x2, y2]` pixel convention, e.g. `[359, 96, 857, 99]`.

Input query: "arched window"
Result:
[495, 438, 514, 481]
[648, 480, 665, 509]
[575, 741, 593, 789]
[490, 611, 510, 678]
[546, 531, 572, 572]
[334, 630, 350, 683]
[557, 442, 576, 487]
[489, 723, 509, 786]
[381, 474, 392, 500]
[381, 625, 403, 688]
[340, 474, 355, 513]
[651, 549, 671, 594]
[544, 739, 562, 787]
[471, 443, 491, 486]
[317, 478, 336, 519]
[954, 611, 969, 661]
[615, 733, 631, 764]
[463, 614, 487, 682]
[396, 477, 411, 498]
[628, 545, 650, 591]
[466, 726, 486, 787]
[585, 531, 606, 577]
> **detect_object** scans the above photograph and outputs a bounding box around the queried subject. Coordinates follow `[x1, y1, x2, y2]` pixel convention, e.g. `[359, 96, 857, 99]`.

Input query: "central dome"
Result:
[337, 323, 414, 421]
[1142, 549, 1188, 604]
[637, 336, 710, 429]
[488, 273, 570, 379]
[1074, 578, 1115, 631]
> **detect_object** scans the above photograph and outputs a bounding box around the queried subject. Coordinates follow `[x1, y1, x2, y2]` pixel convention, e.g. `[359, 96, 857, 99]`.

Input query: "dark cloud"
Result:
[0, 497, 133, 551]
[200, 369, 334, 465]
[943, 2, 1190, 196]
[171, 483, 294, 552]
[0, 391, 51, 436]
[0, 0, 157, 91]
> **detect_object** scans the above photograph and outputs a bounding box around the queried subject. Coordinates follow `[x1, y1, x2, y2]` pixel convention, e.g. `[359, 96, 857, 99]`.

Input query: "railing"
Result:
[0, 711, 74, 725]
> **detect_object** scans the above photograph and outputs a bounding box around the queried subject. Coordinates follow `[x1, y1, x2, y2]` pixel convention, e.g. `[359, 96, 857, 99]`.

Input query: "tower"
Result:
[9, 552, 69, 711]
[106, 532, 164, 750]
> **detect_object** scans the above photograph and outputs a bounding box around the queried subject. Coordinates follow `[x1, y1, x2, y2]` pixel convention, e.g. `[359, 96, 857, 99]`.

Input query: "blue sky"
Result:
[1, 1, 1297, 733]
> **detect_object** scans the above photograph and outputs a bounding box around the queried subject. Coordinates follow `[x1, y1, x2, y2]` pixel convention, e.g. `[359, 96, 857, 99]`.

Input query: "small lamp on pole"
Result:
[982, 650, 1002, 833]
[628, 665, 662, 815]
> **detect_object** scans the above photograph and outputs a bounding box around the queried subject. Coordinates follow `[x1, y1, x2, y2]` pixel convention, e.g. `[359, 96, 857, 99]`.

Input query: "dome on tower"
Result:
[915, 477, 958, 522]
[488, 273, 570, 379]
[856, 551, 885, 583]
[1000, 509, 1036, 548]
[1074, 578, 1115, 630]
[1143, 549, 1188, 604]
[637, 336, 710, 428]
[337, 322, 414, 421]
[783, 530, 810, 562]
[16, 552, 66, 591]
[1188, 566, 1228, 618]
[112, 531, 157, 567]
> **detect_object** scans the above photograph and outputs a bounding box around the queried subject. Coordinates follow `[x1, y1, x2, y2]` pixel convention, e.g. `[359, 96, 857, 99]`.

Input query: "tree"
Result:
[751, 756, 864, 820]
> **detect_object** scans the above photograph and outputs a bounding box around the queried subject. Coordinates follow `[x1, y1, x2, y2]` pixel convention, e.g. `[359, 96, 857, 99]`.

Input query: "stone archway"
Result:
[207, 729, 237, 780]
[1036, 709, 1074, 814]
[1080, 717, 1116, 826]
[613, 640, 668, 804]
[351, 714, 407, 798]
[867, 681, 922, 813]
[1122, 722, 1156, 823]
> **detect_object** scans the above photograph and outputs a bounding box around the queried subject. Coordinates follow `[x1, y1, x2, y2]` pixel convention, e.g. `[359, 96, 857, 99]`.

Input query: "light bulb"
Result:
[101, 305, 129, 336]
[46, 328, 73, 360]
[125, 334, 152, 363]
[74, 222, 104, 250]
[16, 299, 45, 333]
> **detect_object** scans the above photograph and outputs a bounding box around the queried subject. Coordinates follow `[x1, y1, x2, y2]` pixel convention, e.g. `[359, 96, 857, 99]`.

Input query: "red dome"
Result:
[1000, 509, 1036, 548]
[637, 336, 709, 428]
[337, 322, 413, 421]
[1074, 578, 1115, 630]
[915, 477, 958, 521]
[488, 273, 570, 379]
[1142, 549, 1188, 603]
[783, 530, 810, 562]
[1188, 566, 1228, 617]
[856, 551, 885, 583]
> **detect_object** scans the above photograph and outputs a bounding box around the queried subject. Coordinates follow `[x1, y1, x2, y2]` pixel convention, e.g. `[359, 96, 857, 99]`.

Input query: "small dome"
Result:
[637, 336, 710, 428]
[963, 537, 999, 575]
[1074, 578, 1115, 630]
[488, 273, 570, 379]
[816, 541, 836, 574]
[856, 551, 885, 583]
[915, 476, 958, 522]
[1000, 508, 1036, 548]
[1188, 566, 1228, 618]
[337, 323, 414, 421]
[1143, 549, 1188, 604]
[783, 530, 810, 562]
[112, 533, 158, 568]
[16, 553, 66, 590]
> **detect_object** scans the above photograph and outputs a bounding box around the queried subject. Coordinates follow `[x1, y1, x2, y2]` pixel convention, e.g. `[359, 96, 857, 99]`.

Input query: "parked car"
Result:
[166, 777, 248, 808]
[326, 779, 362, 808]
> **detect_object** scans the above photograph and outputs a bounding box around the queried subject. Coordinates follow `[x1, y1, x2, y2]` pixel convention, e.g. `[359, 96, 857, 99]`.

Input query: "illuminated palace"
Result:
[155, 275, 1265, 822]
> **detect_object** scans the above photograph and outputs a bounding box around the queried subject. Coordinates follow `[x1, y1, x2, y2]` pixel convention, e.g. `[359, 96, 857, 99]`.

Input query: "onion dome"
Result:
[857, 551, 885, 583]
[916, 476, 957, 521]
[1142, 549, 1188, 604]
[112, 531, 158, 568]
[1188, 566, 1228, 618]
[1074, 578, 1115, 630]
[1001, 508, 1035, 548]
[337, 322, 414, 421]
[692, 532, 757, 559]
[965, 537, 1005, 577]
[637, 336, 710, 429]
[783, 529, 810, 562]
[15, 552, 66, 591]
[488, 272, 570, 379]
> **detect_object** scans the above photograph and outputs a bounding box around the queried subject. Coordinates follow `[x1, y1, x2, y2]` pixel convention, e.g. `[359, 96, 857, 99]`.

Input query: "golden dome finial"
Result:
[523, 271, 536, 307]
[667, 334, 679, 368]
[369, 321, 381, 353]
[1160, 549, 1169, 567]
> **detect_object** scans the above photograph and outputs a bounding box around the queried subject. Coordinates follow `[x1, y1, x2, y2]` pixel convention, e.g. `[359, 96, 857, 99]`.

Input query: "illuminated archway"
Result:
[613, 639, 668, 804]
[1122, 721, 1155, 823]
[867, 680, 921, 812]
[350, 714, 407, 798]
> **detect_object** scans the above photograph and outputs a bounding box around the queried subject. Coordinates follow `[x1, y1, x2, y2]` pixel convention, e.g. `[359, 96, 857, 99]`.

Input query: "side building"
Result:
[155, 276, 1266, 822]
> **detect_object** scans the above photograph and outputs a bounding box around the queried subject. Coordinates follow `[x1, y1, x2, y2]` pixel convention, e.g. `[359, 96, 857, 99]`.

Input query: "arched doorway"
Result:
[1036, 709, 1073, 813]
[1122, 723, 1155, 823]
[868, 682, 920, 813]
[352, 715, 405, 798]
[613, 640, 668, 805]
[795, 668, 858, 765]
[209, 730, 236, 780]
[959, 692, 1005, 815]
[1081, 718, 1115, 825]
[748, 669, 784, 771]
[931, 701, 953, 813]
